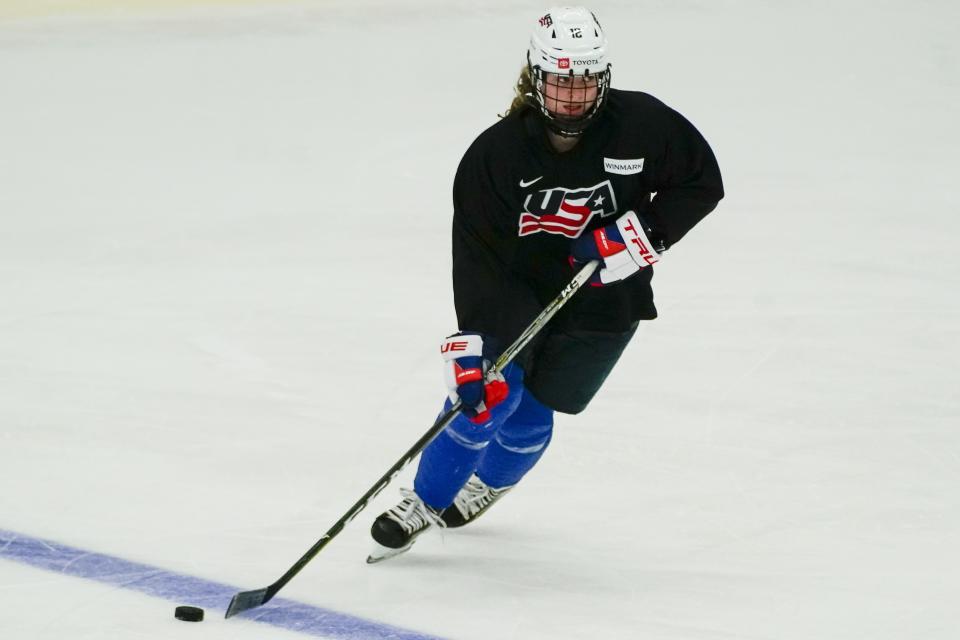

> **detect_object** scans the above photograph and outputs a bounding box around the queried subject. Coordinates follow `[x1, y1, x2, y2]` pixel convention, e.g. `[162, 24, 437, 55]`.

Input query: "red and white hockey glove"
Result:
[570, 210, 664, 285]
[440, 332, 509, 424]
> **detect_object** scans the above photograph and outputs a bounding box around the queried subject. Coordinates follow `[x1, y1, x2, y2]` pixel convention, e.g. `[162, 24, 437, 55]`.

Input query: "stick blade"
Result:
[225, 586, 271, 618]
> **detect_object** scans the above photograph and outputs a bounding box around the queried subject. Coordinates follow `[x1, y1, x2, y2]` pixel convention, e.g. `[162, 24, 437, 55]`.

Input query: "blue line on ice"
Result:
[0, 528, 447, 640]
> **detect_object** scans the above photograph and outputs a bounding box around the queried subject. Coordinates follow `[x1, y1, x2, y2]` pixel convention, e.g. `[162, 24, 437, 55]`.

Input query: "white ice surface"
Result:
[1, 1, 959, 638]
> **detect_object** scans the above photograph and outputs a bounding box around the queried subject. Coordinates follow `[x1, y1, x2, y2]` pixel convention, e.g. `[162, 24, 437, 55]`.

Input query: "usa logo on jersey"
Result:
[519, 180, 617, 238]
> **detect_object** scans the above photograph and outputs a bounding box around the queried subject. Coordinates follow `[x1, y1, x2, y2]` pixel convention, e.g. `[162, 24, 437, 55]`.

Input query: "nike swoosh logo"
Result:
[519, 176, 543, 188]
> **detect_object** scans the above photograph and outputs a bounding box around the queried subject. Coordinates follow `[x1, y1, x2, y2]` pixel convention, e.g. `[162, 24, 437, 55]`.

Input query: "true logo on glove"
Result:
[441, 341, 470, 354]
[621, 218, 659, 266]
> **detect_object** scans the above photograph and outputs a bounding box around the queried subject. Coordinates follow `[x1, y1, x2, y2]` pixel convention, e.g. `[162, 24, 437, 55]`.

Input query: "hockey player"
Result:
[369, 6, 724, 562]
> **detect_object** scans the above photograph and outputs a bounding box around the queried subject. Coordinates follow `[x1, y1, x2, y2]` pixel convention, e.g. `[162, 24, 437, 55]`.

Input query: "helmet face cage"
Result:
[528, 60, 611, 138]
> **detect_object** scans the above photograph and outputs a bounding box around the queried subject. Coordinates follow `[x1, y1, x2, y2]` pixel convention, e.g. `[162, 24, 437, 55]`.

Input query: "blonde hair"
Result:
[502, 65, 536, 117]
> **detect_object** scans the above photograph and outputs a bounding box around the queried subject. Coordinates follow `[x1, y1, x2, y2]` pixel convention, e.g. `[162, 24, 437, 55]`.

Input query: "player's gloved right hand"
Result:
[570, 210, 664, 285]
[440, 332, 509, 424]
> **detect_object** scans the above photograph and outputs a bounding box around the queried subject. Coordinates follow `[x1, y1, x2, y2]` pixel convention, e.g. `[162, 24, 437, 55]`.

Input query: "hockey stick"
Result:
[224, 260, 599, 619]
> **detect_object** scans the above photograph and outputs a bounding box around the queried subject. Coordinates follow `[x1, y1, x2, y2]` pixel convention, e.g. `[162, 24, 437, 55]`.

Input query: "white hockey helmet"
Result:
[526, 7, 611, 136]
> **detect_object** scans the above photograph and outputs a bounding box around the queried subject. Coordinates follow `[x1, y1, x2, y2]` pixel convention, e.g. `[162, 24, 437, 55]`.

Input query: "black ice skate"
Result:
[441, 474, 513, 528]
[367, 488, 445, 564]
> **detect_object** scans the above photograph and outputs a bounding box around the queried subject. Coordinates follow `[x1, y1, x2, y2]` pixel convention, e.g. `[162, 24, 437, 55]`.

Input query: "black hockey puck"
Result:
[174, 605, 204, 622]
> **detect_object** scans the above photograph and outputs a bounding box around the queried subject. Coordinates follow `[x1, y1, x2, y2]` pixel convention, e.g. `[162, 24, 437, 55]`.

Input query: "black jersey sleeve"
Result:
[646, 108, 724, 248]
[451, 137, 542, 349]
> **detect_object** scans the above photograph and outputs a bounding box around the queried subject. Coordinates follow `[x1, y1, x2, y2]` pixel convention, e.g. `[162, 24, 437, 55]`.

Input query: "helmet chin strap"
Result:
[544, 126, 582, 154]
[546, 118, 589, 138]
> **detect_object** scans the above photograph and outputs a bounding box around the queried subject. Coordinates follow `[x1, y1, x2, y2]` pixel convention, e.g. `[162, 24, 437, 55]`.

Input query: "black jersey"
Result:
[451, 88, 724, 350]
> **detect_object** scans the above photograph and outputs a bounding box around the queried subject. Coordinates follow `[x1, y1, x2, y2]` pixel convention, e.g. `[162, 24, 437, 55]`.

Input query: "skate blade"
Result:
[366, 541, 414, 564]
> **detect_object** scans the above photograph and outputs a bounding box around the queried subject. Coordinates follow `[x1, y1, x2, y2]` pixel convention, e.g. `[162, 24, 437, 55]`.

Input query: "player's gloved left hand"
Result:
[570, 210, 664, 285]
[441, 332, 509, 424]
